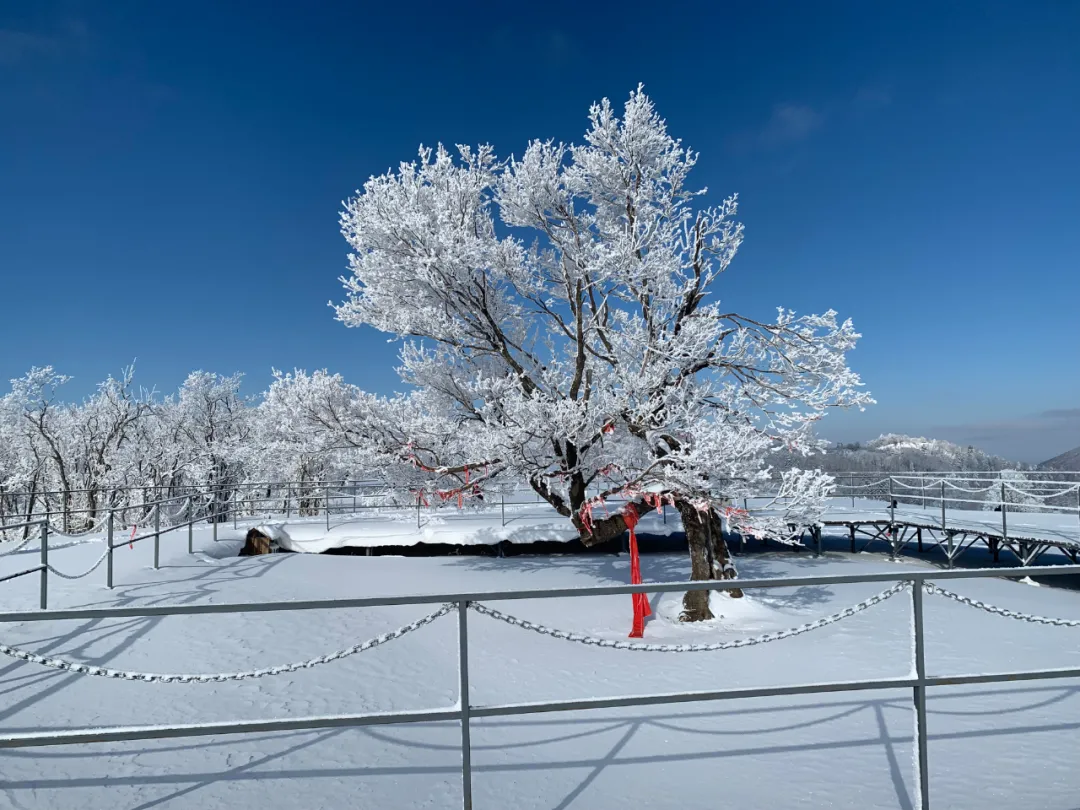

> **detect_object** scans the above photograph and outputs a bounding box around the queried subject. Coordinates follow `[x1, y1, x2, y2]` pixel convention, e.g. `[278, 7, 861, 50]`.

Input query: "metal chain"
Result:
[0, 604, 455, 683]
[846, 479, 892, 490]
[924, 582, 1080, 627]
[1002, 481, 1080, 501]
[942, 481, 997, 494]
[892, 478, 944, 491]
[159, 497, 192, 522]
[46, 547, 112, 580]
[469, 581, 911, 652]
[0, 533, 38, 557]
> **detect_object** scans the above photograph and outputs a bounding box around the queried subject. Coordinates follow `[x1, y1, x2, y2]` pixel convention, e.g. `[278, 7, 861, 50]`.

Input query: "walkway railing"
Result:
[0, 495, 236, 608]
[1, 564, 1080, 808]
[7, 471, 1080, 608]
[832, 472, 1080, 552]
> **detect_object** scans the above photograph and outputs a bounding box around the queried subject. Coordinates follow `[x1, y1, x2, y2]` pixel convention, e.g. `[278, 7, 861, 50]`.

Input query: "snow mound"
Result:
[252, 522, 292, 543]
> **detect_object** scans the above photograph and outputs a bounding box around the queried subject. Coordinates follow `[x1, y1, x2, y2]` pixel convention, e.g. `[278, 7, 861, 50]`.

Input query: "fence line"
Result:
[0, 498, 240, 609]
[5, 472, 1080, 536]
[5, 470, 1080, 610]
[1, 565, 1080, 809]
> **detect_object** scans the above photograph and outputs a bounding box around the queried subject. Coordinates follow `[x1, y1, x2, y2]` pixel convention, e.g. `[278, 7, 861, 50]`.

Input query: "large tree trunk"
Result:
[574, 496, 742, 623]
[706, 509, 744, 600]
[675, 500, 743, 623]
[676, 501, 715, 622]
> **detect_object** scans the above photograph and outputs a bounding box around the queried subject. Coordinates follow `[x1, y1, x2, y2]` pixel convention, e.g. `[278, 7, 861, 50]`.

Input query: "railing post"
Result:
[501, 493, 506, 527]
[107, 508, 114, 589]
[417, 492, 422, 529]
[888, 477, 897, 554]
[187, 498, 194, 554]
[940, 481, 946, 532]
[1001, 482, 1008, 544]
[326, 484, 331, 531]
[39, 522, 48, 610]
[851, 473, 855, 508]
[912, 576, 930, 809]
[153, 503, 161, 570]
[286, 483, 291, 518]
[457, 601, 473, 810]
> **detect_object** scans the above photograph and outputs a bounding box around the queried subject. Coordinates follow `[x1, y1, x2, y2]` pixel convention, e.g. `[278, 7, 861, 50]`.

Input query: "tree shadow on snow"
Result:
[0, 554, 290, 727]
[449, 548, 861, 613]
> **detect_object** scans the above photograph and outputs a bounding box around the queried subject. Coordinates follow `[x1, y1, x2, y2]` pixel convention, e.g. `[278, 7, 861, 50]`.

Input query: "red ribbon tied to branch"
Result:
[723, 505, 755, 536]
[622, 503, 652, 638]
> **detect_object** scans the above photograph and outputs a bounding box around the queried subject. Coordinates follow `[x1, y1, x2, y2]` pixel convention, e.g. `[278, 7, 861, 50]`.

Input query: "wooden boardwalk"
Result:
[805, 498, 1080, 567]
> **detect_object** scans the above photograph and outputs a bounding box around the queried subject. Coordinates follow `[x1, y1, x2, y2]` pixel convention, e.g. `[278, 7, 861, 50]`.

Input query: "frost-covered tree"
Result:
[248, 369, 363, 511]
[168, 372, 252, 518]
[0, 366, 156, 530]
[0, 367, 255, 532]
[335, 87, 872, 620]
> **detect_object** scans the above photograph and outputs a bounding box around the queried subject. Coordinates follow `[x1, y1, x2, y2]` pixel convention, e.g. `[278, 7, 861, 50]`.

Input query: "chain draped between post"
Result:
[0, 604, 455, 683]
[924, 582, 1080, 627]
[469, 581, 911, 652]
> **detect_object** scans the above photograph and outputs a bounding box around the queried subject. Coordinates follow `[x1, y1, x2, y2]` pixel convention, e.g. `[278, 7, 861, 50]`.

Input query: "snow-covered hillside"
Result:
[772, 433, 1027, 474]
[1040, 444, 1080, 471]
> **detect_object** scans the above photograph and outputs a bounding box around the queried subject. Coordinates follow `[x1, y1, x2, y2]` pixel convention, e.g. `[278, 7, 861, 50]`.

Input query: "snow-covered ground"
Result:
[271, 499, 680, 552]
[1, 511, 1080, 808]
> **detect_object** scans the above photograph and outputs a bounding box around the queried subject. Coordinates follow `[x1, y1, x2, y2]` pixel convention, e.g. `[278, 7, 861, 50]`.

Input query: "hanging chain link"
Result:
[924, 582, 1080, 627]
[0, 604, 455, 683]
[469, 581, 911, 652]
[48, 511, 113, 538]
[46, 547, 112, 580]
[0, 533, 38, 557]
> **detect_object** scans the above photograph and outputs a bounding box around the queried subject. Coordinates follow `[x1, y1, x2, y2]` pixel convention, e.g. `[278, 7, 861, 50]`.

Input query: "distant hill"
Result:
[1039, 445, 1080, 471]
[775, 433, 1026, 473]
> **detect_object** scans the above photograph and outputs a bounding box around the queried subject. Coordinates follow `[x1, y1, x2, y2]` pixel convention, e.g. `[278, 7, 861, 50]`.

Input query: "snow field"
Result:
[0, 510, 1079, 807]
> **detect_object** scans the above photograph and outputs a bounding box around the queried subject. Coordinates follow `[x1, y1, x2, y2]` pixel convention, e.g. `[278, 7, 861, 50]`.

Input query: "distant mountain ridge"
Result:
[1039, 445, 1080, 471]
[779, 433, 1028, 473]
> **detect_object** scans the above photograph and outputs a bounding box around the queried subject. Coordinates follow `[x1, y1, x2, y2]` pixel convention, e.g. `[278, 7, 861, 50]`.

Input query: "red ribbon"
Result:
[129, 524, 137, 550]
[623, 503, 651, 638]
[724, 505, 756, 535]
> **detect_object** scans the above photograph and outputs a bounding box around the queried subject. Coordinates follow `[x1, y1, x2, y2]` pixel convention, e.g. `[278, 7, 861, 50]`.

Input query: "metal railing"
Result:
[833, 472, 1080, 548]
[2, 564, 1080, 808]
[0, 495, 237, 608]
[0, 478, 632, 535]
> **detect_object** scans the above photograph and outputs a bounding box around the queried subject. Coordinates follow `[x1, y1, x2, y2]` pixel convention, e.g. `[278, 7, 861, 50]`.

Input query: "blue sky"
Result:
[2, 1, 1078, 462]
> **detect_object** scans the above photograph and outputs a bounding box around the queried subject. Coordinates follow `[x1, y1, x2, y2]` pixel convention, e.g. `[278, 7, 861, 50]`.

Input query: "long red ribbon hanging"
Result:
[129, 524, 137, 550]
[622, 503, 651, 638]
